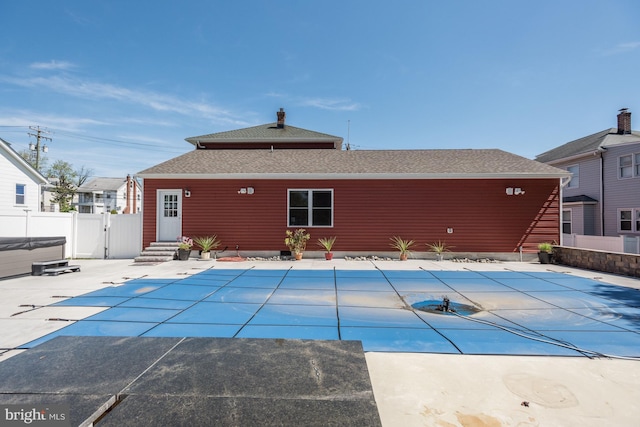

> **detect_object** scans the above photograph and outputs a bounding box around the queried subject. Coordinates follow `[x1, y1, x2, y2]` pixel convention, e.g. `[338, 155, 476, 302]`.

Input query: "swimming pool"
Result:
[22, 268, 640, 357]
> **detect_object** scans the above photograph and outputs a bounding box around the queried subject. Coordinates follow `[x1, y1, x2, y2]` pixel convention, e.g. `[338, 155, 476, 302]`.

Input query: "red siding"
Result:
[142, 178, 560, 254]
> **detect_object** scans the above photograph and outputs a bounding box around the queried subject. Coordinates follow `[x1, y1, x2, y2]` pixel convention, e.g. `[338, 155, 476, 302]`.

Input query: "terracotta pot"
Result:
[325, 252, 333, 260]
[295, 253, 303, 260]
[400, 253, 408, 261]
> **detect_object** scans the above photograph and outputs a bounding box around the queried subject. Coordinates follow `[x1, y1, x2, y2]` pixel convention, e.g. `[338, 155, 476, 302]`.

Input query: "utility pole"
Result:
[28, 126, 52, 171]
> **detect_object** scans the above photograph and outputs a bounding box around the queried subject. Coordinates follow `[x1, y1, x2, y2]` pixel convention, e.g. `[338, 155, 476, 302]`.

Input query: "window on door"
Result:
[163, 194, 178, 217]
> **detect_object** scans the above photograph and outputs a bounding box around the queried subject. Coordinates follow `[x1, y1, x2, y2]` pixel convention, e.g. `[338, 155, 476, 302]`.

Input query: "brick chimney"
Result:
[617, 108, 631, 134]
[276, 108, 286, 129]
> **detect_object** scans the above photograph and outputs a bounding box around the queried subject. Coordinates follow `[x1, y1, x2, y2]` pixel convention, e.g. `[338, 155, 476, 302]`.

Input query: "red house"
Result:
[137, 109, 569, 259]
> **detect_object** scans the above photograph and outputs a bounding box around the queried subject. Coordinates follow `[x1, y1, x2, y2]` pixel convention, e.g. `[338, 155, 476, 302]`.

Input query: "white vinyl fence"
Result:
[562, 233, 640, 254]
[0, 212, 142, 259]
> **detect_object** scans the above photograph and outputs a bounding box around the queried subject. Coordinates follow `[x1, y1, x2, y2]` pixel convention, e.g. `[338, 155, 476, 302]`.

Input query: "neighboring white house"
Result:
[0, 137, 48, 214]
[75, 176, 142, 214]
[536, 108, 640, 238]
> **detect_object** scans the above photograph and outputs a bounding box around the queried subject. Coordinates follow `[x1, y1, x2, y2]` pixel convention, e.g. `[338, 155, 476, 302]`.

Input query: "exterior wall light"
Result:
[184, 189, 191, 198]
[238, 187, 255, 195]
[506, 187, 525, 196]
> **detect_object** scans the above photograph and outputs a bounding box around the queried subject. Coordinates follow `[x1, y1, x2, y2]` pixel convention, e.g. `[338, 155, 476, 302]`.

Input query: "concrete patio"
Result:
[1, 258, 639, 426]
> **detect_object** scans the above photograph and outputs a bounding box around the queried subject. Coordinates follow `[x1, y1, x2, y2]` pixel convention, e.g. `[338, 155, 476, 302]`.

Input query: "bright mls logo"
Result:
[1, 405, 69, 426]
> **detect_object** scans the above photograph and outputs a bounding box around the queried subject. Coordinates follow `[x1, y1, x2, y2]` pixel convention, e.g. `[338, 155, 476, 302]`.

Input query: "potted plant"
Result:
[317, 236, 336, 260]
[193, 235, 221, 260]
[176, 236, 193, 261]
[389, 236, 415, 261]
[427, 241, 452, 261]
[285, 229, 311, 260]
[538, 242, 553, 264]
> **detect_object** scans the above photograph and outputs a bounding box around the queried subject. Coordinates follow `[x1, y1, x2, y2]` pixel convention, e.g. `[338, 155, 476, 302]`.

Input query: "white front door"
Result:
[157, 190, 181, 242]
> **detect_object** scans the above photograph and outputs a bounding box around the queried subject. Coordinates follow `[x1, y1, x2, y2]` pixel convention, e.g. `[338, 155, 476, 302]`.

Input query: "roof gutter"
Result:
[544, 148, 606, 166]
[137, 172, 571, 180]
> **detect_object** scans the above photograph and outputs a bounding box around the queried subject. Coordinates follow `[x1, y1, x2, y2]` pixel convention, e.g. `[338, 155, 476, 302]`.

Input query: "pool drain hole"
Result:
[412, 296, 481, 316]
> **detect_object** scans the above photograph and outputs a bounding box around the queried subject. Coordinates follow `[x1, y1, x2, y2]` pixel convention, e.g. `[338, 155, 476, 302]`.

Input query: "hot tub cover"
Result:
[0, 236, 66, 252]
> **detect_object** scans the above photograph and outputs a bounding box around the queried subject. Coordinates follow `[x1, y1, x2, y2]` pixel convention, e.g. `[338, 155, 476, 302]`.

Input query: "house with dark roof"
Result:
[0, 137, 48, 214]
[536, 109, 640, 239]
[137, 109, 569, 259]
[75, 176, 142, 214]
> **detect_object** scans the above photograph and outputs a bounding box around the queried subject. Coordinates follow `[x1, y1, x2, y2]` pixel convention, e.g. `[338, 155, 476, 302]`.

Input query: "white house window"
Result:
[619, 155, 633, 178]
[566, 165, 579, 188]
[636, 210, 640, 232]
[288, 189, 333, 227]
[619, 209, 632, 231]
[562, 209, 572, 234]
[15, 184, 25, 205]
[635, 153, 640, 176]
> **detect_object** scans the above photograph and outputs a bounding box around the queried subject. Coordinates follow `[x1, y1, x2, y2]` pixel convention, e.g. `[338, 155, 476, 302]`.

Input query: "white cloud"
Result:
[0, 109, 106, 131]
[601, 41, 640, 56]
[298, 97, 362, 111]
[30, 60, 76, 70]
[0, 74, 248, 126]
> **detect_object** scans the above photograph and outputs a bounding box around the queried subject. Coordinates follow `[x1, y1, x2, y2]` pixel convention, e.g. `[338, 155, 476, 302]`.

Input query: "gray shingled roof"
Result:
[0, 138, 48, 184]
[77, 177, 126, 192]
[536, 128, 640, 164]
[185, 123, 343, 145]
[138, 148, 568, 179]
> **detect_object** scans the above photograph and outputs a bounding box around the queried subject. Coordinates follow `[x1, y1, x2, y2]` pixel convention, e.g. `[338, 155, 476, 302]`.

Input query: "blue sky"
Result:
[1, 1, 640, 178]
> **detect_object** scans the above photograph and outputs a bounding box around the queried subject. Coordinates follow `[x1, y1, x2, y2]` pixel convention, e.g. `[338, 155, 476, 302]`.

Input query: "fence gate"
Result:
[75, 213, 142, 259]
[75, 214, 106, 258]
[107, 214, 142, 258]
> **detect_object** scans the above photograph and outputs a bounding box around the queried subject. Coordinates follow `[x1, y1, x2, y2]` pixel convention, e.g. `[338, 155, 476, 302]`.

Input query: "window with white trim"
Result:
[566, 165, 579, 188]
[15, 184, 25, 205]
[619, 155, 633, 178]
[619, 209, 632, 231]
[288, 189, 333, 227]
[562, 209, 572, 234]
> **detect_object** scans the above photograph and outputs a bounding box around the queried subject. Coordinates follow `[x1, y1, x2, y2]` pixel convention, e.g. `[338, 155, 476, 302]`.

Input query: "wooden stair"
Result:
[134, 241, 181, 263]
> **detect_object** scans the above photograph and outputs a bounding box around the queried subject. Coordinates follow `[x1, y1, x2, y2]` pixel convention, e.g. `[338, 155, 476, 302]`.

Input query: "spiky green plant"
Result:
[389, 236, 415, 255]
[427, 241, 452, 255]
[317, 236, 337, 252]
[192, 235, 221, 253]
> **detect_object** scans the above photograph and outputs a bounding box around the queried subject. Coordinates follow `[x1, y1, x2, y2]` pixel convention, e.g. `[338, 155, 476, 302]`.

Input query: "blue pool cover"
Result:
[23, 268, 640, 357]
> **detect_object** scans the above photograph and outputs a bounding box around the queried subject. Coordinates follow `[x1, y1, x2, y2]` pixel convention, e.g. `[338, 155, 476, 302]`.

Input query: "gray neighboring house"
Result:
[75, 176, 142, 214]
[536, 108, 640, 238]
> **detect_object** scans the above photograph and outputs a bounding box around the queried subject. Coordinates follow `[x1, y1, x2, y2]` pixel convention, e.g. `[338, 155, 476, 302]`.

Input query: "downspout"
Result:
[599, 148, 606, 236]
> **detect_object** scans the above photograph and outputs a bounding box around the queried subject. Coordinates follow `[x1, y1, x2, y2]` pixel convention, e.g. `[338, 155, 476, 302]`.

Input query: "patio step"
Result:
[134, 241, 181, 263]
